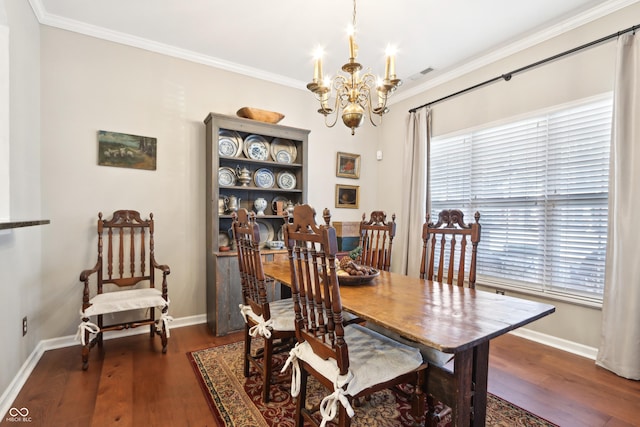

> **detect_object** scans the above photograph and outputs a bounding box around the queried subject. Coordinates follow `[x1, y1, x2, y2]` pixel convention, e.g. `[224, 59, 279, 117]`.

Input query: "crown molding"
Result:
[27, 0, 307, 90]
[28, 0, 638, 99]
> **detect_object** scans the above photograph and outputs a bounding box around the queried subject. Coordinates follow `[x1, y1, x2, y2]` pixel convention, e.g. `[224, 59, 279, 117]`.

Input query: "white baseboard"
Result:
[0, 314, 207, 419]
[509, 328, 598, 360]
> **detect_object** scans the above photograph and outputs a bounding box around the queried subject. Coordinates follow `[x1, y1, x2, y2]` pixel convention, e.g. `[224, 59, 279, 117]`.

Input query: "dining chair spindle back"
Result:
[358, 210, 396, 271]
[420, 209, 481, 288]
[282, 204, 427, 427]
[232, 208, 295, 403]
[77, 210, 171, 370]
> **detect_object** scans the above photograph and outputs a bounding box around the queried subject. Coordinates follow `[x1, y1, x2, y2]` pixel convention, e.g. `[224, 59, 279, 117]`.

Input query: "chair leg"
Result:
[412, 371, 427, 427]
[295, 368, 308, 427]
[81, 343, 89, 371]
[150, 308, 156, 337]
[263, 338, 274, 403]
[160, 323, 168, 354]
[426, 393, 446, 427]
[338, 398, 351, 427]
[243, 325, 251, 378]
[97, 315, 104, 348]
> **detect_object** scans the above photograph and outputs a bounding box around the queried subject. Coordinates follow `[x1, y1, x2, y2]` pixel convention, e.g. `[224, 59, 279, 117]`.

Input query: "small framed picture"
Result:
[335, 184, 359, 209]
[336, 152, 360, 179]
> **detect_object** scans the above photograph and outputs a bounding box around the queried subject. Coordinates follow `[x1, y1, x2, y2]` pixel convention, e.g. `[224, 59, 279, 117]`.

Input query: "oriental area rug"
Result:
[187, 340, 558, 427]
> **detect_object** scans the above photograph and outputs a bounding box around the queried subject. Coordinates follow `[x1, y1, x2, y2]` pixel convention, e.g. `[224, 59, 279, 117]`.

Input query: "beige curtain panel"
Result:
[597, 32, 640, 380]
[401, 107, 430, 277]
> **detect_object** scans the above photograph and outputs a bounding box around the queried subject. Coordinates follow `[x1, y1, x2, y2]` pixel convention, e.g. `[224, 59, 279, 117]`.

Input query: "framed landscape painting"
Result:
[336, 152, 360, 179]
[97, 130, 157, 170]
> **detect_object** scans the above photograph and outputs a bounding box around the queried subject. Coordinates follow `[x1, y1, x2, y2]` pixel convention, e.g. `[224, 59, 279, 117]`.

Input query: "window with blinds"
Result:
[430, 95, 612, 302]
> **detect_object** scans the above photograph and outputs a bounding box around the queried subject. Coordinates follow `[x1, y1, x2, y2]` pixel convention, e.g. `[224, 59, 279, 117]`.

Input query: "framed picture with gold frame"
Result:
[336, 152, 360, 179]
[335, 184, 359, 209]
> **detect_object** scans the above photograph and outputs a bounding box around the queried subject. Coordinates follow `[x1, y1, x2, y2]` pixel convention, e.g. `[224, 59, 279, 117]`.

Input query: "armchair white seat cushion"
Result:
[82, 288, 169, 317]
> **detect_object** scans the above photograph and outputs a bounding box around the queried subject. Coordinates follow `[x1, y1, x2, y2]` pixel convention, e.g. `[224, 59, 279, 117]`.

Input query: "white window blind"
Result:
[430, 96, 612, 302]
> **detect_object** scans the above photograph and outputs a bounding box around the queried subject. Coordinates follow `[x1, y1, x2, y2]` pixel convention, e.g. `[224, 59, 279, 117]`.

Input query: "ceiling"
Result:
[29, 0, 633, 99]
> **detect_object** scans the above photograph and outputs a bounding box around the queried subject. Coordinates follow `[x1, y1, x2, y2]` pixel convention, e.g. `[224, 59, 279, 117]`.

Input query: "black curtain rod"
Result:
[408, 23, 640, 113]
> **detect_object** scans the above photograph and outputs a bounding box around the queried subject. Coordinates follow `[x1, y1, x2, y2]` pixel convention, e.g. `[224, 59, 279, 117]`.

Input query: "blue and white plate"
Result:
[218, 166, 236, 187]
[277, 171, 296, 190]
[218, 130, 242, 157]
[244, 135, 271, 161]
[271, 138, 297, 163]
[254, 168, 275, 188]
[275, 150, 292, 163]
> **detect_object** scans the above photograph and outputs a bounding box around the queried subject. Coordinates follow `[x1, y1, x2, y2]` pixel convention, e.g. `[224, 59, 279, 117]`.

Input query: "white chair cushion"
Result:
[83, 288, 168, 317]
[240, 297, 296, 334]
[366, 322, 454, 367]
[302, 323, 423, 395]
[282, 323, 424, 426]
[240, 298, 359, 334]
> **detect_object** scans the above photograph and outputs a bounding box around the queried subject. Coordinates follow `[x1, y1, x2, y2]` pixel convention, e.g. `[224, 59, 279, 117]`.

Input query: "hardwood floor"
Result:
[2, 324, 639, 427]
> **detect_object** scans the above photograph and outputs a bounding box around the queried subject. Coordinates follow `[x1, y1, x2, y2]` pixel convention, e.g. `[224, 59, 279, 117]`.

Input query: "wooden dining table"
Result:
[262, 260, 555, 427]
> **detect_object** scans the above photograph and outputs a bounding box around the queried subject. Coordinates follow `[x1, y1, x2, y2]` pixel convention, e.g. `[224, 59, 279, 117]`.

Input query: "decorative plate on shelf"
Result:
[243, 135, 271, 161]
[271, 138, 297, 163]
[254, 168, 275, 188]
[277, 171, 297, 190]
[218, 233, 230, 249]
[218, 166, 237, 187]
[274, 150, 292, 163]
[218, 130, 243, 157]
[256, 220, 275, 248]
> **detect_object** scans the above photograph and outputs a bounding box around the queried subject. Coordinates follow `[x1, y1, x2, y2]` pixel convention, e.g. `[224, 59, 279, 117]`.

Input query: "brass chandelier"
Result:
[306, 0, 401, 135]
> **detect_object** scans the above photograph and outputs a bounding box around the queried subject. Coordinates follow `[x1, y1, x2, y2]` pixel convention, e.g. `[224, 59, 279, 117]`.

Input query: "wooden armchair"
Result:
[281, 204, 427, 427]
[77, 210, 171, 370]
[358, 211, 396, 271]
[232, 208, 295, 403]
[420, 209, 481, 425]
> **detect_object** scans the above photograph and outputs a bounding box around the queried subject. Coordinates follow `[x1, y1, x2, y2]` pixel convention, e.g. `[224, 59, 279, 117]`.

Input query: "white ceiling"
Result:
[29, 0, 635, 98]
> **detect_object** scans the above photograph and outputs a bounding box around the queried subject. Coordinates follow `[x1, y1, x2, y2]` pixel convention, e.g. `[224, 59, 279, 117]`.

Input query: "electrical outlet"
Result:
[22, 316, 27, 336]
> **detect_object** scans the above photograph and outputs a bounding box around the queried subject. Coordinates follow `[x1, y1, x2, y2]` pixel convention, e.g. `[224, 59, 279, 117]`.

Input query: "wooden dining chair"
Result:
[77, 210, 171, 370]
[358, 210, 396, 271]
[281, 204, 427, 427]
[420, 209, 481, 287]
[231, 208, 296, 403]
[420, 208, 481, 425]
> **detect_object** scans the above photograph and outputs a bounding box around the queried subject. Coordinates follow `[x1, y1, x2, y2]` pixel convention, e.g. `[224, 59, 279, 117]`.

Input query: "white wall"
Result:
[379, 2, 640, 348]
[0, 0, 42, 399]
[37, 26, 381, 342]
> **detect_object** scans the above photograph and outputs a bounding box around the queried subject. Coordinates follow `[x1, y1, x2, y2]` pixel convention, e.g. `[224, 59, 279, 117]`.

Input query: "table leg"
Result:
[472, 341, 490, 427]
[452, 341, 490, 427]
[452, 348, 473, 426]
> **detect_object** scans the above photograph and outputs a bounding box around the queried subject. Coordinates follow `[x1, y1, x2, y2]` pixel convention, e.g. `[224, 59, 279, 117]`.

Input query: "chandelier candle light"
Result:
[307, 0, 401, 135]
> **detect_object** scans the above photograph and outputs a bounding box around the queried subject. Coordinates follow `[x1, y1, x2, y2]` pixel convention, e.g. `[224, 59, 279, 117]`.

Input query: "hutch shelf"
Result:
[204, 112, 309, 335]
